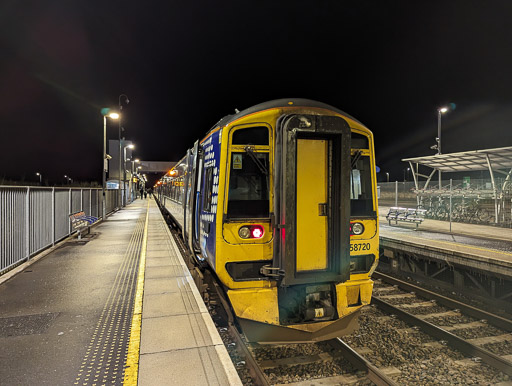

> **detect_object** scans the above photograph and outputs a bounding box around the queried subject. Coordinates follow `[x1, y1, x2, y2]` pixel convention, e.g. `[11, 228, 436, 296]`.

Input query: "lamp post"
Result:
[36, 172, 42, 185]
[123, 144, 135, 206]
[131, 159, 140, 199]
[118, 94, 130, 209]
[435, 103, 456, 189]
[102, 110, 119, 220]
[386, 172, 390, 183]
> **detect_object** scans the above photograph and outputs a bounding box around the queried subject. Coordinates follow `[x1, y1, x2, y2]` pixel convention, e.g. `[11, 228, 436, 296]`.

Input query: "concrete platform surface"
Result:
[0, 198, 241, 386]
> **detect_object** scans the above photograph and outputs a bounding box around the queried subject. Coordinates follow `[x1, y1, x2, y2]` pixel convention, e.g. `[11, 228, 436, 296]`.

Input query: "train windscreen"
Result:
[227, 152, 269, 218]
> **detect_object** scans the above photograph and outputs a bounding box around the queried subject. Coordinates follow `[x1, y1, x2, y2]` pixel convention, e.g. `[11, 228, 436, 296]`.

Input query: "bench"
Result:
[69, 211, 99, 239]
[386, 207, 426, 228]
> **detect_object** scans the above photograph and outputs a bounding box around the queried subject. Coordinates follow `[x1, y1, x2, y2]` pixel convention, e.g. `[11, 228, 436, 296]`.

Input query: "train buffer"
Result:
[386, 207, 426, 228]
[69, 211, 98, 239]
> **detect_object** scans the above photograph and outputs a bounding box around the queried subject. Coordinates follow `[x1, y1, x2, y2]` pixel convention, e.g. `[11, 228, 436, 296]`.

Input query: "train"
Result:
[155, 99, 379, 343]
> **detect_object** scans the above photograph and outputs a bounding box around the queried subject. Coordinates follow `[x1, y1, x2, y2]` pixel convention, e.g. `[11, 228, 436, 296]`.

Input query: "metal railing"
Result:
[378, 180, 512, 227]
[0, 186, 121, 275]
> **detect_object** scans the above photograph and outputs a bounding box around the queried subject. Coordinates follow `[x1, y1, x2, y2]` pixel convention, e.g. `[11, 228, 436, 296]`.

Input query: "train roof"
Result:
[207, 98, 365, 135]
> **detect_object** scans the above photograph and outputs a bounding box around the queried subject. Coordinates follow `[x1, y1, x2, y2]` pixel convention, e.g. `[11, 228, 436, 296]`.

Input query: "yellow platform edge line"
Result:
[124, 201, 150, 385]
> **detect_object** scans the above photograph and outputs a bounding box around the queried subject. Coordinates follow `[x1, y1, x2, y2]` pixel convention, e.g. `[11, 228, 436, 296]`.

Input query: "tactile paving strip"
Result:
[74, 213, 145, 386]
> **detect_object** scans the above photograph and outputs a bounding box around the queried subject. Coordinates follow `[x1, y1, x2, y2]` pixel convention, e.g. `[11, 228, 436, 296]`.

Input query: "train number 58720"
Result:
[350, 243, 370, 252]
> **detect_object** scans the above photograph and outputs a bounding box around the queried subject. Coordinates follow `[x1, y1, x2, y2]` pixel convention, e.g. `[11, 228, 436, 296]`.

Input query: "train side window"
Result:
[232, 126, 269, 145]
[203, 168, 214, 212]
[350, 155, 374, 216]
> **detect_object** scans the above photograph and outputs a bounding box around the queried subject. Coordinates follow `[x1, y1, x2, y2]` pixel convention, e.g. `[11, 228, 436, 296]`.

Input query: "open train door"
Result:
[273, 114, 352, 287]
[184, 141, 203, 254]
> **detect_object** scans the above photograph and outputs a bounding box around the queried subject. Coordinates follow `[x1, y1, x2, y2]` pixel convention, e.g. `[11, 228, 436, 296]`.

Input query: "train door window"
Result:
[203, 167, 214, 212]
[350, 153, 374, 216]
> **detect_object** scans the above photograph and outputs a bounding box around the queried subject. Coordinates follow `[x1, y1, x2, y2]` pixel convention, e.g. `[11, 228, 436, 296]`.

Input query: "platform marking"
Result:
[393, 233, 512, 258]
[123, 200, 149, 385]
[75, 207, 145, 385]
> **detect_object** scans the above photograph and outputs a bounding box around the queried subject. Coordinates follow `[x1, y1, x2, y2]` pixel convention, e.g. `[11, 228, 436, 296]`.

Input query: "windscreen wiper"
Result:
[351, 150, 363, 169]
[244, 146, 268, 176]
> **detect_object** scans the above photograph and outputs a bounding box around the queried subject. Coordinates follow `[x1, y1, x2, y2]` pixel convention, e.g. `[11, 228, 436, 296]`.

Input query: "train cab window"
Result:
[350, 154, 374, 216]
[203, 168, 214, 212]
[232, 126, 269, 145]
[351, 132, 369, 149]
[227, 152, 269, 218]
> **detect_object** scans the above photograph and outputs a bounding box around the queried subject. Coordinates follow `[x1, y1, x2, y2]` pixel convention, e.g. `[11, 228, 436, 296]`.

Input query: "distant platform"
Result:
[378, 205, 512, 278]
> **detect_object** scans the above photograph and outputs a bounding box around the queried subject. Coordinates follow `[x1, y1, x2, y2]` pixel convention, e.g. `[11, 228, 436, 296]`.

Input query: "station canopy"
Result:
[402, 146, 512, 172]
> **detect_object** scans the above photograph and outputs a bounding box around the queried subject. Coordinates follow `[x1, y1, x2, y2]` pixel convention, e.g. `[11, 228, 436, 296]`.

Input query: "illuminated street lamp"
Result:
[102, 109, 119, 220]
[36, 172, 42, 185]
[123, 143, 135, 206]
[433, 103, 456, 188]
[118, 94, 130, 209]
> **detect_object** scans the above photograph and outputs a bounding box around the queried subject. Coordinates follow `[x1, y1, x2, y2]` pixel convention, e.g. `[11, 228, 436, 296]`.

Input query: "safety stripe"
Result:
[75, 210, 145, 385]
[123, 200, 149, 385]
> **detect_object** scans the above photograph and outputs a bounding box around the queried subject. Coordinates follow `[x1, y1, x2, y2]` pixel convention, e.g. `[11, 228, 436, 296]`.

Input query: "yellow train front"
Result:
[156, 99, 379, 343]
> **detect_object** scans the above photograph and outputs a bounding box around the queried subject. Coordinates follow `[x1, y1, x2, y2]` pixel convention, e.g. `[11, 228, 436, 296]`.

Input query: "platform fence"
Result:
[379, 179, 512, 227]
[0, 186, 121, 275]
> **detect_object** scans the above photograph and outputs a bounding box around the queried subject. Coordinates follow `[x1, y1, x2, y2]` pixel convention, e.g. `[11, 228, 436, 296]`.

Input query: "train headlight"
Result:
[239, 226, 251, 239]
[351, 222, 364, 235]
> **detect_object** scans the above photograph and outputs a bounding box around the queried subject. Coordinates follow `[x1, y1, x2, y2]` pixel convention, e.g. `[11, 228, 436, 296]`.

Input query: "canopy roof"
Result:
[402, 146, 512, 172]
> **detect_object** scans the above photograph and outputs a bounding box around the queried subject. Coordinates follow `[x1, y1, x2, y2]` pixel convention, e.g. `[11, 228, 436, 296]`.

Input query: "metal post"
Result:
[102, 115, 107, 220]
[123, 146, 127, 207]
[118, 124, 122, 211]
[52, 187, 55, 246]
[118, 94, 129, 210]
[395, 180, 398, 207]
[25, 187, 30, 259]
[449, 179, 453, 233]
[69, 188, 72, 234]
[437, 110, 442, 189]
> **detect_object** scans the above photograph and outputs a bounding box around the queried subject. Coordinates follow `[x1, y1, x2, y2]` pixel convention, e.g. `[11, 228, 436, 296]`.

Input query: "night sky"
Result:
[2, 1, 512, 185]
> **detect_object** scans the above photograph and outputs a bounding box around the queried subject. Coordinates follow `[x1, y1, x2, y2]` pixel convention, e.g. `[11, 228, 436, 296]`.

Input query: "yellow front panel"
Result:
[296, 139, 328, 271]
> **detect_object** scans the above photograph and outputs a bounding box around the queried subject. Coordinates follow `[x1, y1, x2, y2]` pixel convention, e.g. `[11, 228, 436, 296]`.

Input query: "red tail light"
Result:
[238, 225, 265, 239]
[251, 225, 264, 239]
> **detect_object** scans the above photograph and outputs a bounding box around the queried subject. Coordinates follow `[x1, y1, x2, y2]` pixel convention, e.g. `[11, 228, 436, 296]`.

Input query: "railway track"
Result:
[165, 216, 512, 384]
[166, 222, 394, 385]
[367, 272, 512, 383]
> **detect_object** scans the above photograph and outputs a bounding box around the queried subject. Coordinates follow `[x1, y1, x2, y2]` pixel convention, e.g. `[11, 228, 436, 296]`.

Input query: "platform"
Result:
[0, 199, 241, 385]
[378, 205, 512, 278]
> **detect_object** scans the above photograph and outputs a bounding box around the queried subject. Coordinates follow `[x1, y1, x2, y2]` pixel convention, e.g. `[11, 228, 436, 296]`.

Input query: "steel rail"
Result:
[373, 296, 512, 377]
[374, 271, 512, 332]
[327, 338, 399, 386]
[211, 279, 270, 386]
